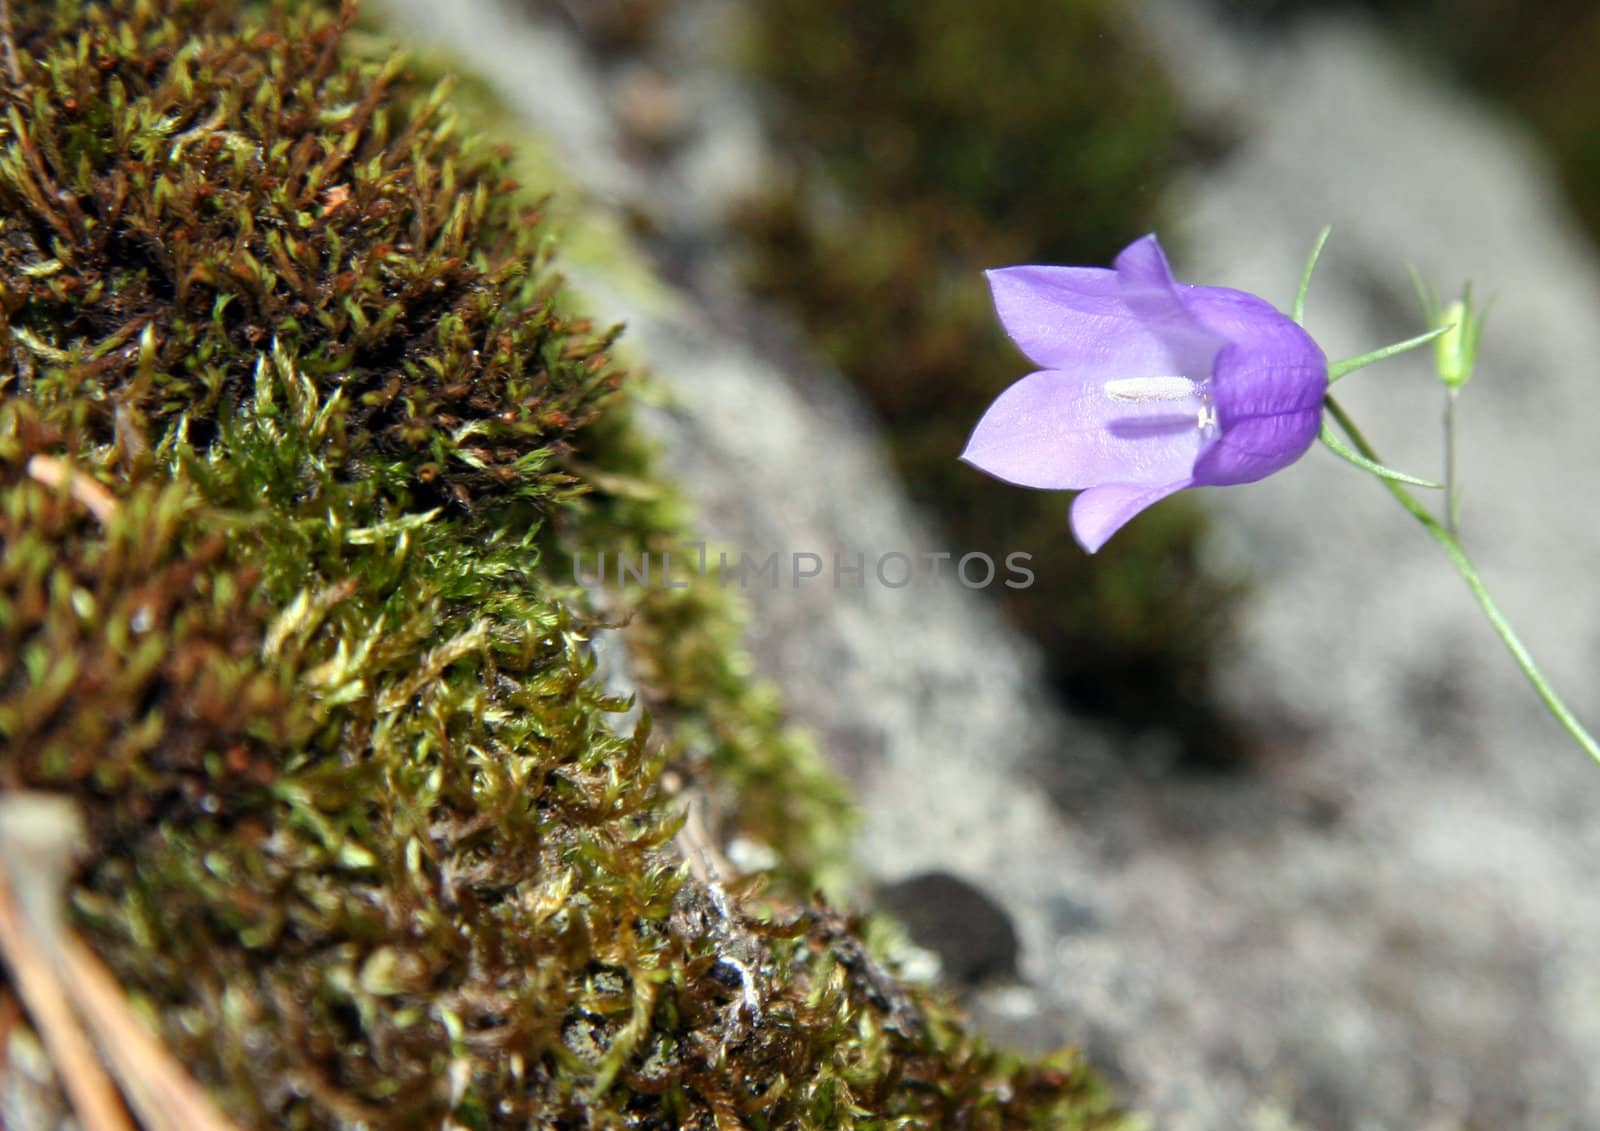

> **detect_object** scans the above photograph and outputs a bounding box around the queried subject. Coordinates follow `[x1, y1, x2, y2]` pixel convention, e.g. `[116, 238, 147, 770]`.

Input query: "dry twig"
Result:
[0, 0, 23, 88]
[0, 794, 246, 1131]
[25, 455, 120, 525]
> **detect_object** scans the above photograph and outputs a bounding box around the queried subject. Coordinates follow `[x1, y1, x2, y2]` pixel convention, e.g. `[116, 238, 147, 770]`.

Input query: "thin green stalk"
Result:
[1319, 422, 1441, 487]
[1444, 389, 1460, 534]
[1324, 394, 1600, 765]
[1328, 326, 1451, 383]
[1293, 225, 1333, 326]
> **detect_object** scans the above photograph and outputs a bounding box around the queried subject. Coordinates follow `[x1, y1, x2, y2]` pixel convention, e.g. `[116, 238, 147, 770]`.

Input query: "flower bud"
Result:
[1414, 277, 1486, 392]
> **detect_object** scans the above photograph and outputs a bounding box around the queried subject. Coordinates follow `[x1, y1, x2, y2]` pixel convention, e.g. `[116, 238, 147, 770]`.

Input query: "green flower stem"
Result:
[1292, 225, 1333, 327]
[1319, 423, 1442, 487]
[1444, 389, 1461, 534]
[1323, 394, 1600, 766]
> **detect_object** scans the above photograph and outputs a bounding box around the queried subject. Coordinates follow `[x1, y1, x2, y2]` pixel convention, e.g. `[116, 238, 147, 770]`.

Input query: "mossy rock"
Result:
[0, 1, 1133, 1126]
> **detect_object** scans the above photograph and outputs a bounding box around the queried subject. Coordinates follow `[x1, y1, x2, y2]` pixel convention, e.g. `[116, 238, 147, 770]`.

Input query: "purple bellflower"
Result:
[961, 234, 1327, 552]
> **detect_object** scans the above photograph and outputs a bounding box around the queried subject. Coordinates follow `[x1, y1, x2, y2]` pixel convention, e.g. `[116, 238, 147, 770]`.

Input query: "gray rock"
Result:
[876, 870, 1023, 988]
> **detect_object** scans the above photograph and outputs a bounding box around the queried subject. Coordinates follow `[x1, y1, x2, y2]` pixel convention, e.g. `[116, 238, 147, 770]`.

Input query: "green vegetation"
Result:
[0, 0, 1133, 1125]
[739, 0, 1250, 765]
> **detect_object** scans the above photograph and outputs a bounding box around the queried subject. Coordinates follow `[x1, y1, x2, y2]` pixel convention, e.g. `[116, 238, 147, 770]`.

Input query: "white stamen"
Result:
[1103, 376, 1196, 403]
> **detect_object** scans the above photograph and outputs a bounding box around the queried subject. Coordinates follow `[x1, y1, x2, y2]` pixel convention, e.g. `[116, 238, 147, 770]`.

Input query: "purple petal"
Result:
[1113, 235, 1223, 376]
[1188, 292, 1328, 486]
[961, 369, 1207, 490]
[986, 266, 1174, 378]
[1070, 479, 1193, 553]
[1182, 284, 1293, 341]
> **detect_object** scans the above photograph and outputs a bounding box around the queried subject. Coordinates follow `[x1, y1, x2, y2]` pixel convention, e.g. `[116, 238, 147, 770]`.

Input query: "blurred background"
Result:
[375, 0, 1600, 1126]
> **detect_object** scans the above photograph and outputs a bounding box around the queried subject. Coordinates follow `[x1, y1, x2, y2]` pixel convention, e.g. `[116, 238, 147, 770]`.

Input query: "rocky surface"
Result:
[372, 0, 1600, 1127]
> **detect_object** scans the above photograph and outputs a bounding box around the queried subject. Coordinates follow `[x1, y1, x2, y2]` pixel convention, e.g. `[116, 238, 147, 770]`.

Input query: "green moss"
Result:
[737, 0, 1251, 764]
[0, 0, 1134, 1126]
[544, 402, 858, 901]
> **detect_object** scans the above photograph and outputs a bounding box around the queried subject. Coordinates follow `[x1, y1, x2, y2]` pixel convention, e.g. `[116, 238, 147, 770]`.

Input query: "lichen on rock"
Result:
[0, 0, 1131, 1127]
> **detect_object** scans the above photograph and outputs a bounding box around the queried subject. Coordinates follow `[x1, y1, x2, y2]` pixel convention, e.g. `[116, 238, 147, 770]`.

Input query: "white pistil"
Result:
[1103, 375, 1196, 403]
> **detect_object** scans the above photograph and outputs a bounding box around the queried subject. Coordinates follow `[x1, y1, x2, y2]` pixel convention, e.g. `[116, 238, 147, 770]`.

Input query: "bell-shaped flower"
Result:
[961, 234, 1328, 551]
